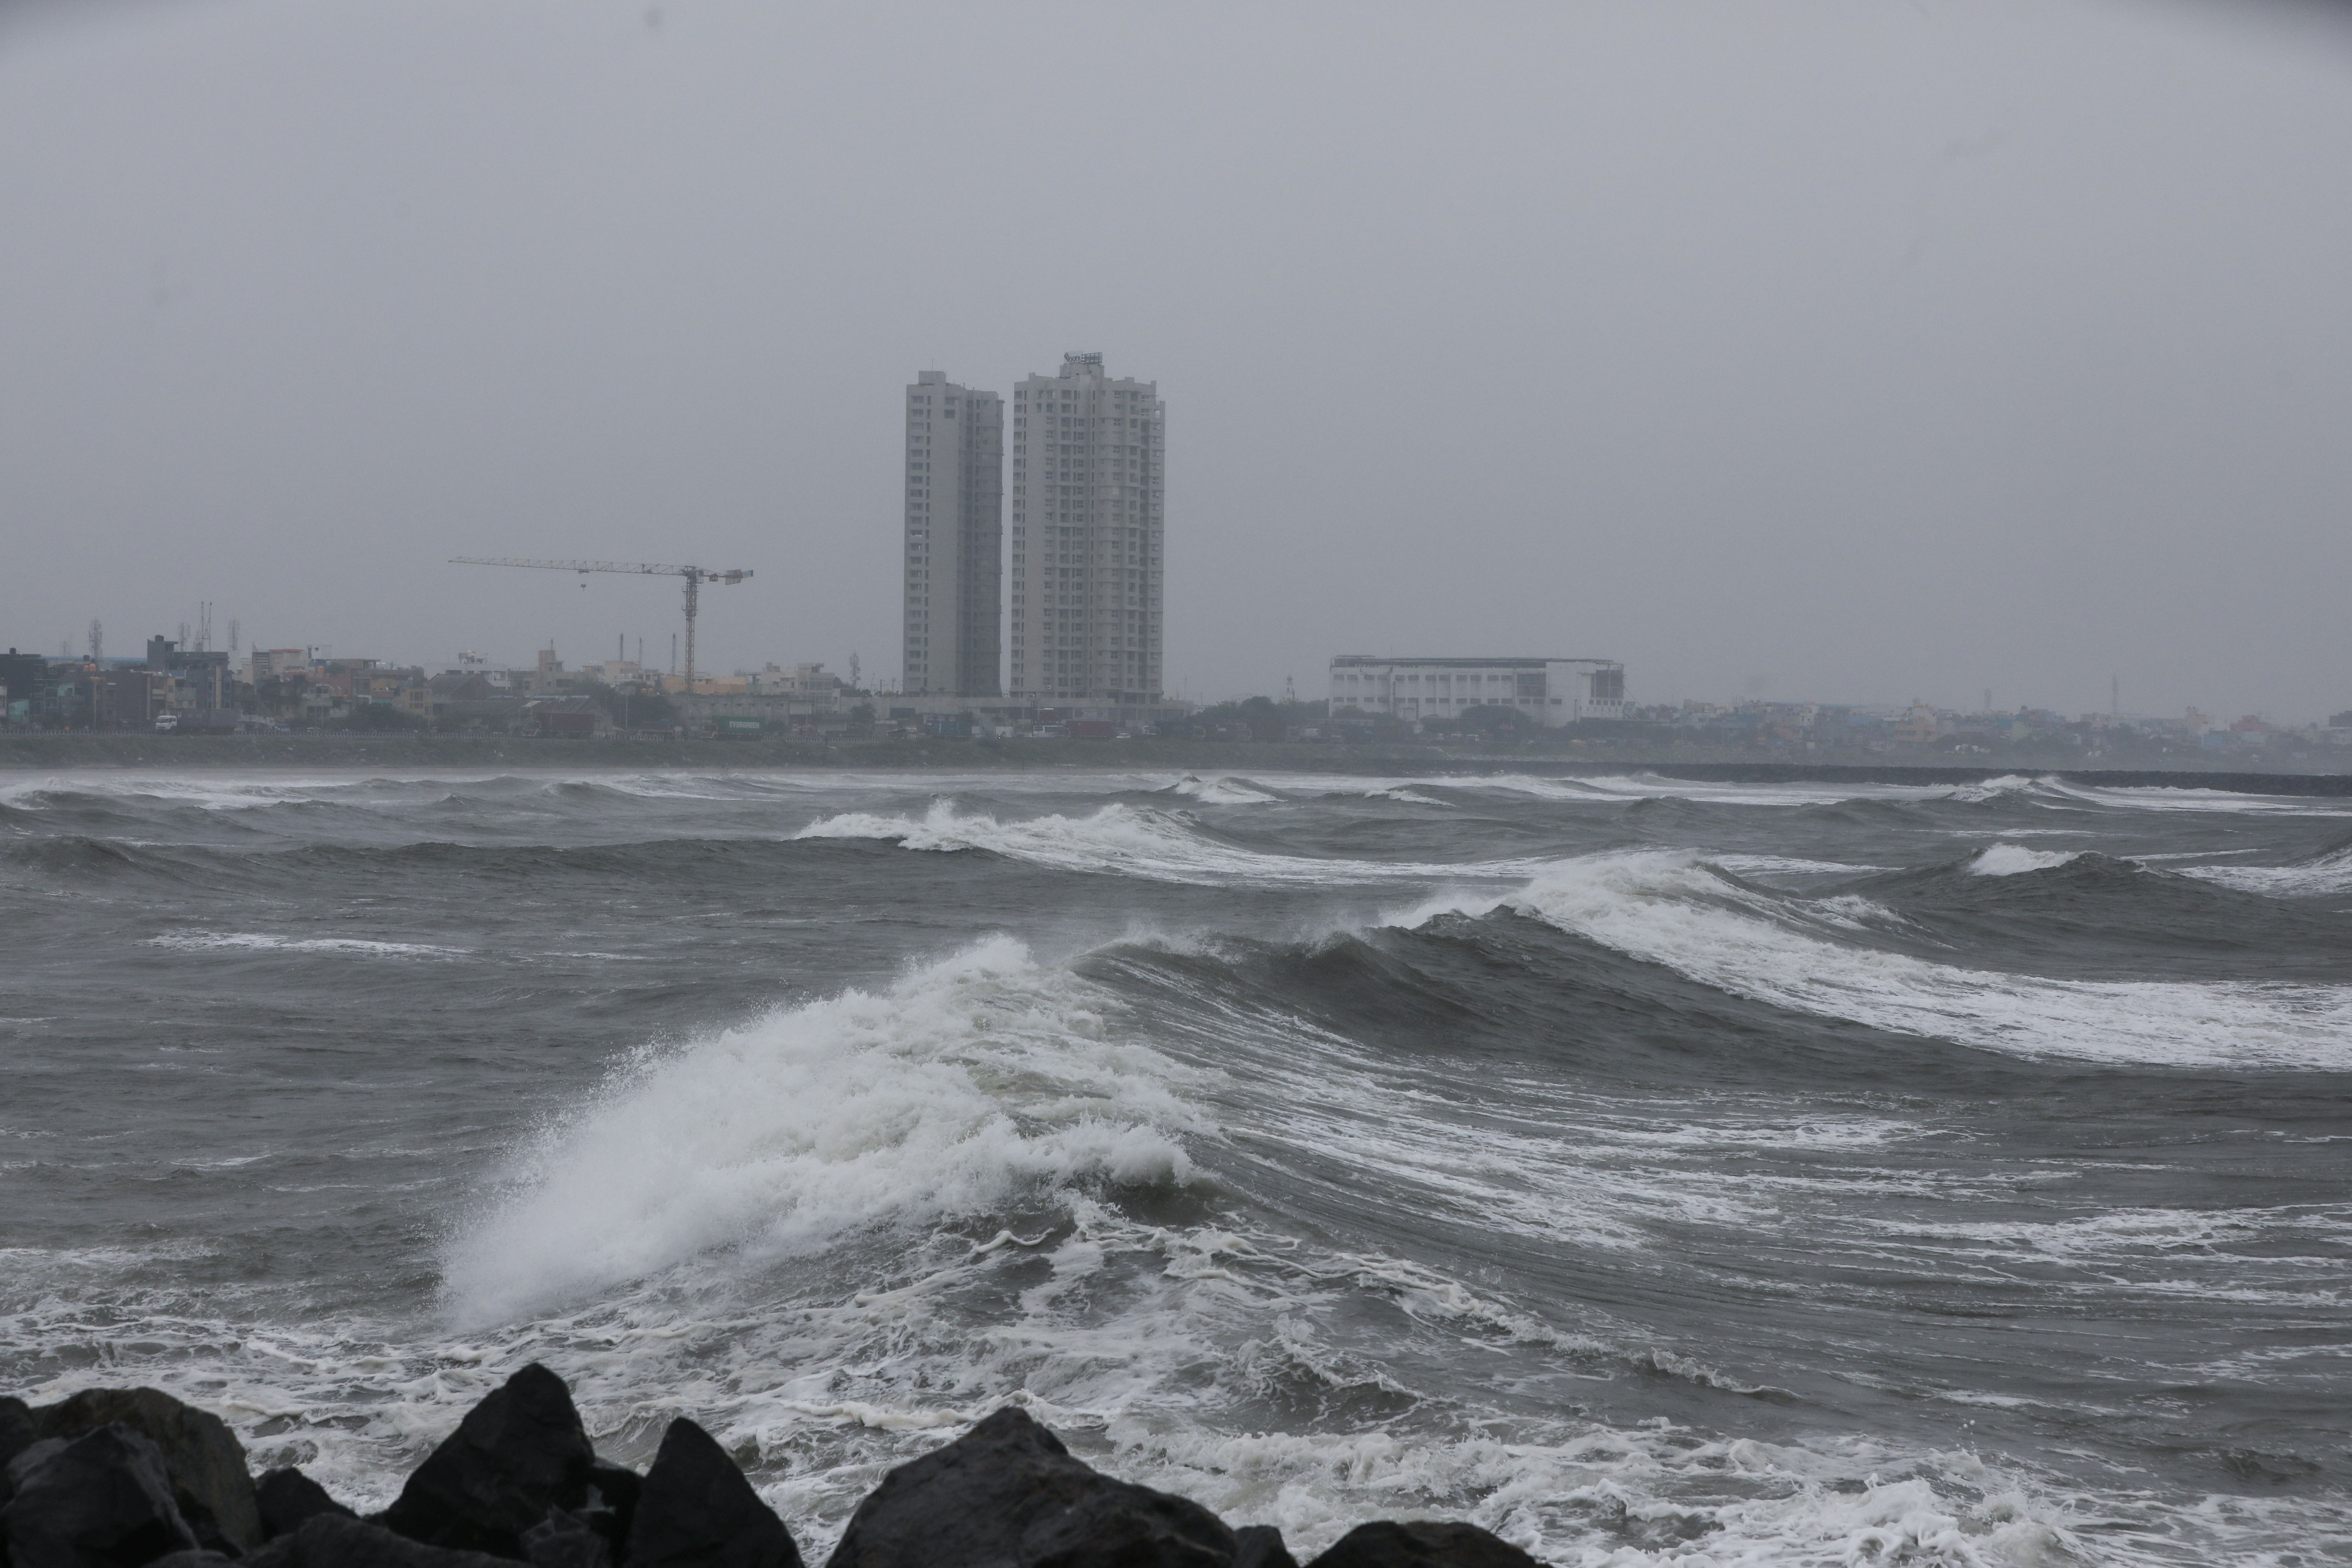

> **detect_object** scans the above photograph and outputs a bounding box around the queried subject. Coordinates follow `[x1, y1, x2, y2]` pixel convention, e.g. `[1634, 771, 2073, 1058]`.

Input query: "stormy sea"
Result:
[2, 766, 2347, 1565]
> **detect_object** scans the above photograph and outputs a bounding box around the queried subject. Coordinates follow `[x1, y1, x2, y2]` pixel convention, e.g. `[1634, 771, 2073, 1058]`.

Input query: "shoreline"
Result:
[2, 732, 2350, 792]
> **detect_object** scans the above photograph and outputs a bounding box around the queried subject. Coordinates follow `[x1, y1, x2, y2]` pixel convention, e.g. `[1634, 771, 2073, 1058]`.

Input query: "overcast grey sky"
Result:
[4, 0, 2347, 717]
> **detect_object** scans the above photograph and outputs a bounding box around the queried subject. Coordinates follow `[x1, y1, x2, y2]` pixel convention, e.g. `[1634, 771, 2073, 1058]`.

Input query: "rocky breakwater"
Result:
[1, 1366, 1540, 1568]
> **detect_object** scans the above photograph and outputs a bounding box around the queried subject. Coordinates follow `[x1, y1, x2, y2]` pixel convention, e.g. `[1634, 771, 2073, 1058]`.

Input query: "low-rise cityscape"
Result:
[5, 624, 2345, 762]
[1, 349, 2345, 761]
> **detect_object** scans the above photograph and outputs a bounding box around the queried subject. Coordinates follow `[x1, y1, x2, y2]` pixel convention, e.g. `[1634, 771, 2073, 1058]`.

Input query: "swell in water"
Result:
[1, 766, 2347, 1563]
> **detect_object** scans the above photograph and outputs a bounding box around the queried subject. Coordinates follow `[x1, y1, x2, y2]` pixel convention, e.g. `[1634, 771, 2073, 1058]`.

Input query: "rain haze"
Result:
[3, 0, 2348, 720]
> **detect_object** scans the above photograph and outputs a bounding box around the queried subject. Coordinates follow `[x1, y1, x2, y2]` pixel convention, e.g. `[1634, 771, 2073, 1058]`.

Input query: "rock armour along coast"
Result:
[0, 1366, 1540, 1568]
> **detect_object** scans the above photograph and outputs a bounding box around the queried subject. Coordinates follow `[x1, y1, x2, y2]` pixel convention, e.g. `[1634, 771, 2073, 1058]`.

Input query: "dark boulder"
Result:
[516, 1459, 641, 1568]
[379, 1365, 596, 1557]
[0, 1397, 36, 1507]
[523, 1507, 612, 1568]
[32, 1387, 262, 1553]
[626, 1418, 797, 1568]
[0, 1422, 200, 1568]
[1, 1397, 34, 1461]
[1233, 1525, 1300, 1568]
[823, 1406, 1233, 1568]
[260, 1511, 523, 1568]
[255, 1467, 357, 1540]
[1303, 1521, 1538, 1568]
[585, 1463, 642, 1548]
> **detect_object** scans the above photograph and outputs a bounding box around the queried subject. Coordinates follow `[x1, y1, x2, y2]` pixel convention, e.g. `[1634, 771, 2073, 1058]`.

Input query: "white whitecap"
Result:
[1165, 775, 1284, 805]
[1967, 844, 2084, 876]
[794, 801, 1543, 887]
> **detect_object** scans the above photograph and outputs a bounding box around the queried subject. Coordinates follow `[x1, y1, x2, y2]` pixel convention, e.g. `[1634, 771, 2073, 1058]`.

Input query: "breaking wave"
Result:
[2180, 838, 2352, 897]
[1397, 851, 2352, 1069]
[1162, 774, 1286, 805]
[1966, 844, 2085, 876]
[792, 800, 1544, 886]
[442, 938, 1204, 1322]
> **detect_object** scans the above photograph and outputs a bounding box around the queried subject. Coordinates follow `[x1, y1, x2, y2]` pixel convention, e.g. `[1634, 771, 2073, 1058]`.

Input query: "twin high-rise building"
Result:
[904, 354, 1164, 706]
[901, 372, 1003, 698]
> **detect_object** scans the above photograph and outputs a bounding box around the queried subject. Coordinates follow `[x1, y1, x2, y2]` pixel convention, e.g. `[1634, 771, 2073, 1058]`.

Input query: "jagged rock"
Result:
[1, 1399, 33, 1458]
[0, 1397, 36, 1507]
[3, 1437, 64, 1486]
[523, 1506, 612, 1568]
[33, 1387, 264, 1553]
[0, 1423, 200, 1568]
[261, 1511, 523, 1567]
[516, 1460, 640, 1568]
[585, 1463, 642, 1546]
[379, 1365, 596, 1557]
[823, 1407, 1233, 1568]
[626, 1418, 797, 1568]
[1233, 1525, 1300, 1568]
[1303, 1521, 1538, 1568]
[256, 1466, 357, 1540]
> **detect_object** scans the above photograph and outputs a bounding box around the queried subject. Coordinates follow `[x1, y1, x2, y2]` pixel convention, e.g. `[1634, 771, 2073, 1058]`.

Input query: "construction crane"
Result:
[450, 558, 753, 694]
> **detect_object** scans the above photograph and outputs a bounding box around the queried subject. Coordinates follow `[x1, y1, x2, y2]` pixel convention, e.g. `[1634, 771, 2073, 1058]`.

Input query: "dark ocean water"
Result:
[1, 767, 2347, 1565]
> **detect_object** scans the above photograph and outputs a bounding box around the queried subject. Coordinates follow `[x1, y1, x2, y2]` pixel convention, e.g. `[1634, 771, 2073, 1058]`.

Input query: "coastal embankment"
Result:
[3, 730, 2350, 792]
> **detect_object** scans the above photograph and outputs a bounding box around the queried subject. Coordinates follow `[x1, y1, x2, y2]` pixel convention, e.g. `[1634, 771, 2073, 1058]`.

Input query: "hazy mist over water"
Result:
[2, 0, 2349, 714]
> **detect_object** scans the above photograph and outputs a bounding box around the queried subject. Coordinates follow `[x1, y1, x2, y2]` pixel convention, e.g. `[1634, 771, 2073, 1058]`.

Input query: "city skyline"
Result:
[6, 6, 2345, 722]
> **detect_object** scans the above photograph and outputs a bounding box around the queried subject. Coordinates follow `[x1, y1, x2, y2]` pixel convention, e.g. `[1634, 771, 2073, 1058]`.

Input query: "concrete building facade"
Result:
[1329, 656, 1628, 727]
[1007, 353, 1164, 706]
[903, 371, 1004, 696]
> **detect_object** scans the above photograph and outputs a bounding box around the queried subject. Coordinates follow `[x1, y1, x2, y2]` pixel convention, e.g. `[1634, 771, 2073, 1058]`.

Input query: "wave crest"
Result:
[792, 801, 1512, 886]
[1393, 851, 2352, 1070]
[442, 938, 1206, 1323]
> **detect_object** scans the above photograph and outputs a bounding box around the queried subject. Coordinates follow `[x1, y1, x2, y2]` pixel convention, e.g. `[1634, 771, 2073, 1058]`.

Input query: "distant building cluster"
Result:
[904, 354, 1171, 727]
[1328, 656, 1627, 730]
[0, 640, 862, 740]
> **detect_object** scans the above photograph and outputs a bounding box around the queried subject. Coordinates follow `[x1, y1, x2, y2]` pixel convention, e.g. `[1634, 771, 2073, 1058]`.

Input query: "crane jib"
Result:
[447, 556, 754, 697]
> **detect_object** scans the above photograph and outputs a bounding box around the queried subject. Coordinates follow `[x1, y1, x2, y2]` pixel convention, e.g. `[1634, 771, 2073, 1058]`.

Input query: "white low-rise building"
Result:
[1329, 656, 1626, 727]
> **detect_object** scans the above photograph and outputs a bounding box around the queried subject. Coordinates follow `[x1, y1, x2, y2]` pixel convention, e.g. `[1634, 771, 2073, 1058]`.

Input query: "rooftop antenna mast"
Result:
[449, 558, 753, 694]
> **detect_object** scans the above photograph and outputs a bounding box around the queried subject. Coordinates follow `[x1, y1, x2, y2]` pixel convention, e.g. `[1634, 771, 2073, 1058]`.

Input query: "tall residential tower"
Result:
[902, 371, 1003, 696]
[1007, 354, 1164, 704]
